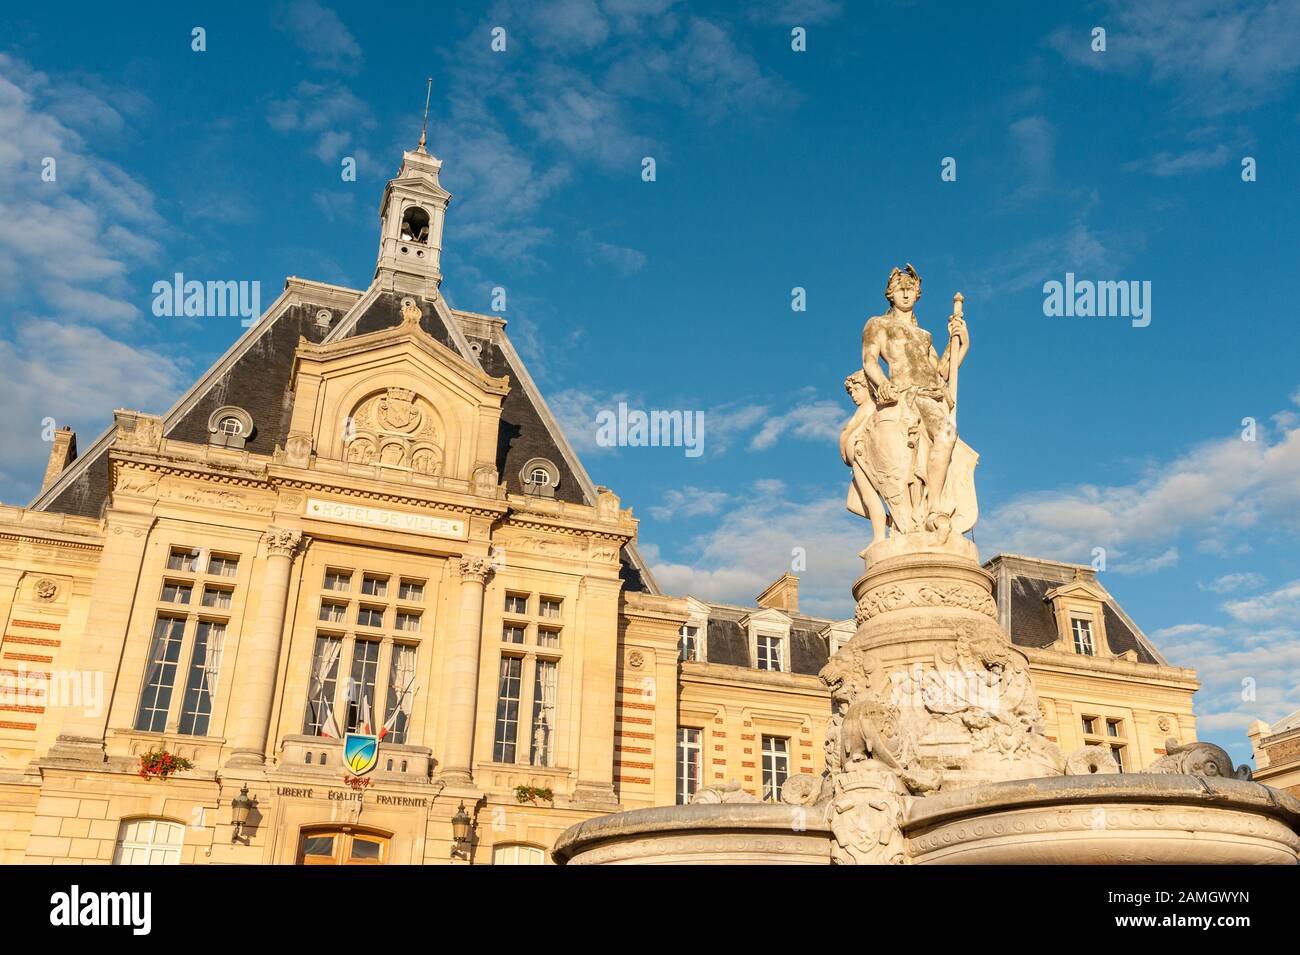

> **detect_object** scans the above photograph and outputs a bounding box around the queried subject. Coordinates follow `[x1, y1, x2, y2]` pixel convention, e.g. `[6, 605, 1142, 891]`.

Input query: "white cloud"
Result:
[1049, 1, 1300, 116]
[649, 486, 731, 520]
[1199, 572, 1266, 594]
[266, 80, 376, 169]
[649, 485, 861, 617]
[980, 398, 1300, 571]
[0, 54, 163, 328]
[0, 320, 187, 504]
[272, 0, 363, 71]
[1223, 580, 1300, 624]
[748, 397, 843, 451]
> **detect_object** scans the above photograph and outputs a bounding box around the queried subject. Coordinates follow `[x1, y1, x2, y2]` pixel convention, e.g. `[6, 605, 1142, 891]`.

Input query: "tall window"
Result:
[756, 634, 784, 672]
[493, 656, 523, 762]
[302, 565, 428, 743]
[530, 659, 558, 767]
[761, 735, 789, 801]
[178, 620, 224, 735]
[304, 635, 342, 736]
[135, 616, 186, 732]
[677, 727, 702, 804]
[1071, 618, 1096, 656]
[136, 544, 240, 736]
[112, 818, 184, 865]
[679, 624, 700, 663]
[345, 640, 380, 733]
[491, 589, 565, 767]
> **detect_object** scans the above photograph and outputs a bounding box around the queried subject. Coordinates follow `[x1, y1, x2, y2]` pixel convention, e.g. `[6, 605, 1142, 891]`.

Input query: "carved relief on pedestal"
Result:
[343, 387, 444, 475]
[855, 580, 997, 623]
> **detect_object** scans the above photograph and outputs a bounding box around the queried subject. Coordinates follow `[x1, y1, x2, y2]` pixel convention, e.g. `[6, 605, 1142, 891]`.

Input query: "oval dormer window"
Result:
[520, 458, 559, 498]
[207, 406, 254, 450]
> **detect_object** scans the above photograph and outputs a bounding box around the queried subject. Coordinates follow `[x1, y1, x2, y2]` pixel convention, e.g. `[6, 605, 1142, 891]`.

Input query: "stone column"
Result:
[438, 556, 492, 784]
[226, 528, 304, 767]
[572, 576, 623, 806]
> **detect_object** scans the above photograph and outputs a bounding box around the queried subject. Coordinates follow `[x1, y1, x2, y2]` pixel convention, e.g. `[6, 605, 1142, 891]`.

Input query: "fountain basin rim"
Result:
[553, 802, 830, 863]
[903, 773, 1300, 832]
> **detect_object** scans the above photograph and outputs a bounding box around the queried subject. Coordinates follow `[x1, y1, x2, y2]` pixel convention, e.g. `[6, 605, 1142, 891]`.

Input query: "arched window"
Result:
[492, 843, 546, 865]
[112, 818, 184, 865]
[400, 206, 431, 244]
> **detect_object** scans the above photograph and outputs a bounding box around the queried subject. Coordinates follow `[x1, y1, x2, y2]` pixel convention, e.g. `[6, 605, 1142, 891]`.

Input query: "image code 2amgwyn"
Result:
[0, 0, 1298, 924]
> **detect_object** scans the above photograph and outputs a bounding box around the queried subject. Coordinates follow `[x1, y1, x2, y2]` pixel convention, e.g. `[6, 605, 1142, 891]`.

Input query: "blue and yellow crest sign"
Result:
[343, 733, 379, 776]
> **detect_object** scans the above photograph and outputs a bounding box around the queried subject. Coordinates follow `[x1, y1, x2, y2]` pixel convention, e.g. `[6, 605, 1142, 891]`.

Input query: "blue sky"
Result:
[2, 0, 1299, 758]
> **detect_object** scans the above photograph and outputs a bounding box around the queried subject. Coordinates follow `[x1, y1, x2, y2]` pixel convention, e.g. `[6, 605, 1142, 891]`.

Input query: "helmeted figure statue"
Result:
[842, 264, 978, 550]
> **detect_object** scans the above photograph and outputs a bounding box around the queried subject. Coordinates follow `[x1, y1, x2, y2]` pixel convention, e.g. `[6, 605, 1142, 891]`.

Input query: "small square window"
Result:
[539, 598, 562, 619]
[208, 555, 239, 578]
[505, 593, 528, 615]
[537, 628, 560, 649]
[398, 579, 424, 601]
[319, 601, 348, 624]
[756, 634, 784, 672]
[361, 575, 388, 598]
[395, 611, 421, 633]
[357, 606, 385, 628]
[161, 581, 192, 604]
[503, 624, 525, 645]
[1107, 719, 1121, 738]
[1081, 716, 1097, 736]
[201, 587, 232, 610]
[323, 570, 352, 592]
[167, 547, 199, 572]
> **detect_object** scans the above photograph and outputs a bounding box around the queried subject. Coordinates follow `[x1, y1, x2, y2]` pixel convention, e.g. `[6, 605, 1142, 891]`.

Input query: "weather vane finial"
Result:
[418, 76, 432, 151]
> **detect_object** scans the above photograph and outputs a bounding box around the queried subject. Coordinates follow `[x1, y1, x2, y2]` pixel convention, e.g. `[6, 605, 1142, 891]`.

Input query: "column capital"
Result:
[458, 555, 493, 584]
[263, 527, 305, 559]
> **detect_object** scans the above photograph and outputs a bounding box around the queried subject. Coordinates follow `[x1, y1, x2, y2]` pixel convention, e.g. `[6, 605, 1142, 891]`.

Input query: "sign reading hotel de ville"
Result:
[305, 497, 467, 540]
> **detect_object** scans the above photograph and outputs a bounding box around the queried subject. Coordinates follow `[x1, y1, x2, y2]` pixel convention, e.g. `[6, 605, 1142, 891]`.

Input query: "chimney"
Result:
[756, 573, 799, 614]
[41, 427, 77, 493]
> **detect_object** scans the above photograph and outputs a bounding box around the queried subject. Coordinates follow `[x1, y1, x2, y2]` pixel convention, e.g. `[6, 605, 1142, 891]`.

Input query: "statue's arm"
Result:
[862, 321, 892, 398]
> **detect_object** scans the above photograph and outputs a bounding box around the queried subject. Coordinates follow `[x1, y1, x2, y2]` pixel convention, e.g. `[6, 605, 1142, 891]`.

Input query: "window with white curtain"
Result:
[383, 644, 418, 744]
[530, 659, 557, 767]
[178, 620, 224, 735]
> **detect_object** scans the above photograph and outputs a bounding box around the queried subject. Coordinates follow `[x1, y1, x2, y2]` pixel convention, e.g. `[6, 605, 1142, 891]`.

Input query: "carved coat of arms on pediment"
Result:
[344, 387, 444, 475]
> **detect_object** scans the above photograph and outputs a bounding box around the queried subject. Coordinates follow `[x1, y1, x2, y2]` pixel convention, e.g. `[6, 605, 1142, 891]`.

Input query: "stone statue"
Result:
[846, 264, 978, 549]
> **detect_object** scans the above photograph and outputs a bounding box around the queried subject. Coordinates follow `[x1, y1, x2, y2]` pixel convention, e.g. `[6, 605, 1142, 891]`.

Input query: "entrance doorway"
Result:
[297, 826, 390, 865]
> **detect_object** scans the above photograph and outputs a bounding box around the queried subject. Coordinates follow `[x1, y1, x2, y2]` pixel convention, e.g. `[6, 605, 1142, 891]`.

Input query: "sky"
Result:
[2, 0, 1299, 760]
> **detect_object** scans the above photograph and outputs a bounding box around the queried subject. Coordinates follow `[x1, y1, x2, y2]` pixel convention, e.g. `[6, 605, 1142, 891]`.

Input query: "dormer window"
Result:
[756, 633, 784, 672]
[1071, 617, 1096, 656]
[400, 206, 430, 244]
[520, 458, 559, 499]
[207, 406, 254, 450]
[679, 624, 700, 663]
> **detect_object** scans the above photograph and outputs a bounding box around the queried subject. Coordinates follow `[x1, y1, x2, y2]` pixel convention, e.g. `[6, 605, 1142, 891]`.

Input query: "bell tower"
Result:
[374, 94, 451, 294]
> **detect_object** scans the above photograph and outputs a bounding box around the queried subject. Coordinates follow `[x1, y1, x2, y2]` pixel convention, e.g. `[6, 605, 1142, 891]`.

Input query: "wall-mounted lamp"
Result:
[231, 783, 254, 843]
[450, 801, 473, 860]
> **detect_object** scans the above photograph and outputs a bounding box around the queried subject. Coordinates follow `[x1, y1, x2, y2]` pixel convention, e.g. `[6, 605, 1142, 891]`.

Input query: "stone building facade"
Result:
[1248, 711, 1300, 797]
[0, 143, 1198, 865]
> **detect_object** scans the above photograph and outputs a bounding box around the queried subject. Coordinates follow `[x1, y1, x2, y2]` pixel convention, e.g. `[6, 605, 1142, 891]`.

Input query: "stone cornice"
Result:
[1022, 645, 1199, 688]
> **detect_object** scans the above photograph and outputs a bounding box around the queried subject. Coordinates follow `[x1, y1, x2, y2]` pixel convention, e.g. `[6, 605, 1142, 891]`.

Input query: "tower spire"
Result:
[417, 76, 432, 152]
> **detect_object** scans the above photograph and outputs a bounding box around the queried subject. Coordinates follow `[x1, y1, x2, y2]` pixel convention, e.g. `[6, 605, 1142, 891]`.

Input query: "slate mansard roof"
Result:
[30, 280, 657, 592]
[692, 554, 1167, 677]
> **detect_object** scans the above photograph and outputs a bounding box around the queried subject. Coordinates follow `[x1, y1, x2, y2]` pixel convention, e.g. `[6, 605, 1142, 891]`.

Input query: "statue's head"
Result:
[885, 263, 922, 311]
[844, 369, 870, 404]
